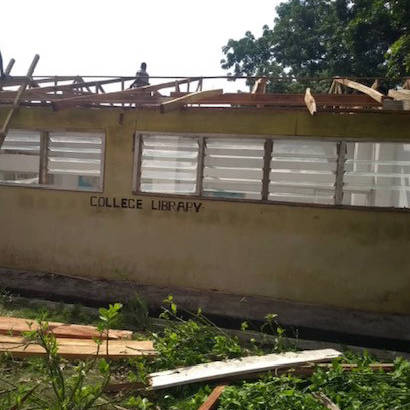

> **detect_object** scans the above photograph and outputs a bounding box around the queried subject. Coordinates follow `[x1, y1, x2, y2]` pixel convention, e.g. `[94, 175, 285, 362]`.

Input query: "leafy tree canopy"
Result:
[221, 0, 409, 91]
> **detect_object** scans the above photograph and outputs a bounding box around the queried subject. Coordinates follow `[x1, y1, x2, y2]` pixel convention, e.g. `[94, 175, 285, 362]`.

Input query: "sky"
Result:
[1, 0, 281, 92]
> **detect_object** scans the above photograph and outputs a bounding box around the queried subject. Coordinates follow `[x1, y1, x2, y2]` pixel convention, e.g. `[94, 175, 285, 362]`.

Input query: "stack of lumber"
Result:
[0, 316, 156, 359]
[0, 316, 132, 339]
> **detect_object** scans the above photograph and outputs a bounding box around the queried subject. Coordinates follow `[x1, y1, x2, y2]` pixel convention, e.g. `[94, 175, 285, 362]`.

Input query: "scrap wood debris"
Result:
[107, 348, 397, 392]
[198, 384, 227, 410]
[0, 315, 156, 359]
[0, 315, 132, 339]
[147, 348, 342, 390]
[0, 335, 155, 359]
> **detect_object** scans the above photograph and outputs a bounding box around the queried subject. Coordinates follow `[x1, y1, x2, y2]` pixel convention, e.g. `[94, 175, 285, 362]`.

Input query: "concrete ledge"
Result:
[0, 267, 409, 342]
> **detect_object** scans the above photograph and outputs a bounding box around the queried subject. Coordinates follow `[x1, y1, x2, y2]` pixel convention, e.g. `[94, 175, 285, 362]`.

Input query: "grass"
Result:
[0, 290, 409, 409]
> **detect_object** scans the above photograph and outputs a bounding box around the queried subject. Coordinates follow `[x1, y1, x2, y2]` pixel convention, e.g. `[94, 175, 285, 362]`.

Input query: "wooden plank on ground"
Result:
[0, 335, 155, 359]
[159, 89, 223, 113]
[106, 362, 393, 392]
[0, 316, 132, 340]
[199, 385, 227, 410]
[148, 349, 341, 390]
[312, 392, 340, 410]
[334, 78, 386, 103]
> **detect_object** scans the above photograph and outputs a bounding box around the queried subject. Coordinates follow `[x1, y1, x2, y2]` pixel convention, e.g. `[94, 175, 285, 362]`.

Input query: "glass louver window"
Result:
[203, 138, 265, 200]
[47, 132, 104, 191]
[343, 142, 410, 208]
[269, 140, 337, 204]
[139, 135, 199, 194]
[0, 130, 40, 185]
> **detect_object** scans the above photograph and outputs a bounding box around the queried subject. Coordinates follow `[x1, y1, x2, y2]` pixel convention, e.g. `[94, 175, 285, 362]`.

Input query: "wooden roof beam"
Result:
[388, 89, 410, 101]
[52, 77, 198, 110]
[334, 78, 387, 103]
[252, 78, 267, 94]
[304, 88, 316, 115]
[160, 89, 223, 113]
[27, 78, 124, 94]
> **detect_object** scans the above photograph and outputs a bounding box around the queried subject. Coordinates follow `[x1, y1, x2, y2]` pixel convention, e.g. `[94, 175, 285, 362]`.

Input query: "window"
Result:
[203, 138, 265, 200]
[0, 130, 104, 191]
[269, 140, 337, 204]
[343, 142, 410, 208]
[47, 132, 104, 191]
[134, 133, 410, 210]
[138, 135, 199, 194]
[0, 130, 40, 185]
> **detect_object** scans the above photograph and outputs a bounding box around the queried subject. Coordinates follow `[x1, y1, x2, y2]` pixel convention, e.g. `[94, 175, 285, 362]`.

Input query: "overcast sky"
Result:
[1, 0, 281, 91]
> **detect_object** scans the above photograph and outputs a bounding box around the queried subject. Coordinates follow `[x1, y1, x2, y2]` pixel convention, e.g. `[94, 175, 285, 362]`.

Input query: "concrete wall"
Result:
[1, 107, 410, 315]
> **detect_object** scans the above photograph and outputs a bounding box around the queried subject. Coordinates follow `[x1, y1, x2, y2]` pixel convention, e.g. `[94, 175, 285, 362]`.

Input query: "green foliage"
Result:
[0, 305, 125, 409]
[20, 319, 113, 410]
[309, 356, 410, 409]
[219, 374, 321, 409]
[121, 294, 150, 330]
[218, 356, 410, 409]
[149, 296, 243, 370]
[221, 0, 409, 91]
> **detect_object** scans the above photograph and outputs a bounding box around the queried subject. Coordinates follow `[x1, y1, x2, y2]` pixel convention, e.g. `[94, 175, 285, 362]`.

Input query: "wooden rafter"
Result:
[52, 77, 198, 110]
[26, 78, 123, 94]
[252, 78, 267, 94]
[388, 89, 410, 101]
[0, 54, 40, 148]
[160, 89, 223, 113]
[304, 88, 316, 115]
[334, 78, 387, 103]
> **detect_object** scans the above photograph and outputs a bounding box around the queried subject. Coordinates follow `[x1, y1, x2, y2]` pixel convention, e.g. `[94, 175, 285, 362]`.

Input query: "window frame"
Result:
[133, 131, 410, 212]
[0, 128, 106, 193]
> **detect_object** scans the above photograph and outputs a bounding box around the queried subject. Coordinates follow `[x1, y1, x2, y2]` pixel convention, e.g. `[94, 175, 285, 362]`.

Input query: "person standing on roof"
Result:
[130, 62, 149, 88]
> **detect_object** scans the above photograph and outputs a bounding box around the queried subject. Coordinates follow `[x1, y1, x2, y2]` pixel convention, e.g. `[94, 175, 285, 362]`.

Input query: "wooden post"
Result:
[0, 58, 15, 91]
[4, 58, 15, 75]
[0, 54, 40, 148]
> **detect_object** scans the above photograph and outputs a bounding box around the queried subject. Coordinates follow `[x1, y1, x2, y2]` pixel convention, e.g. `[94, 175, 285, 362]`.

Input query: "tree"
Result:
[221, 0, 409, 92]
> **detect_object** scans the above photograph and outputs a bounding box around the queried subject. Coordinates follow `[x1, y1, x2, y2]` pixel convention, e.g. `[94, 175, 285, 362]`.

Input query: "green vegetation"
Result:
[0, 292, 409, 409]
[221, 0, 410, 92]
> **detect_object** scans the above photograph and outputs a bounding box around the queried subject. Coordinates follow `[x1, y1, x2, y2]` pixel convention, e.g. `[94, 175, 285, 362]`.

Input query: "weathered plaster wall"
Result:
[1, 107, 410, 315]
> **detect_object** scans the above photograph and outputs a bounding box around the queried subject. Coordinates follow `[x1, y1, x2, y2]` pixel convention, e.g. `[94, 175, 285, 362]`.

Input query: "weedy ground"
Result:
[0, 291, 409, 409]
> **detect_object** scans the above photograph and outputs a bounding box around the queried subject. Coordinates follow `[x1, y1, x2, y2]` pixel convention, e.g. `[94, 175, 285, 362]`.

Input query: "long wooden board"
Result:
[160, 89, 223, 113]
[0, 335, 155, 359]
[199, 385, 227, 410]
[0, 316, 132, 340]
[148, 349, 341, 390]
